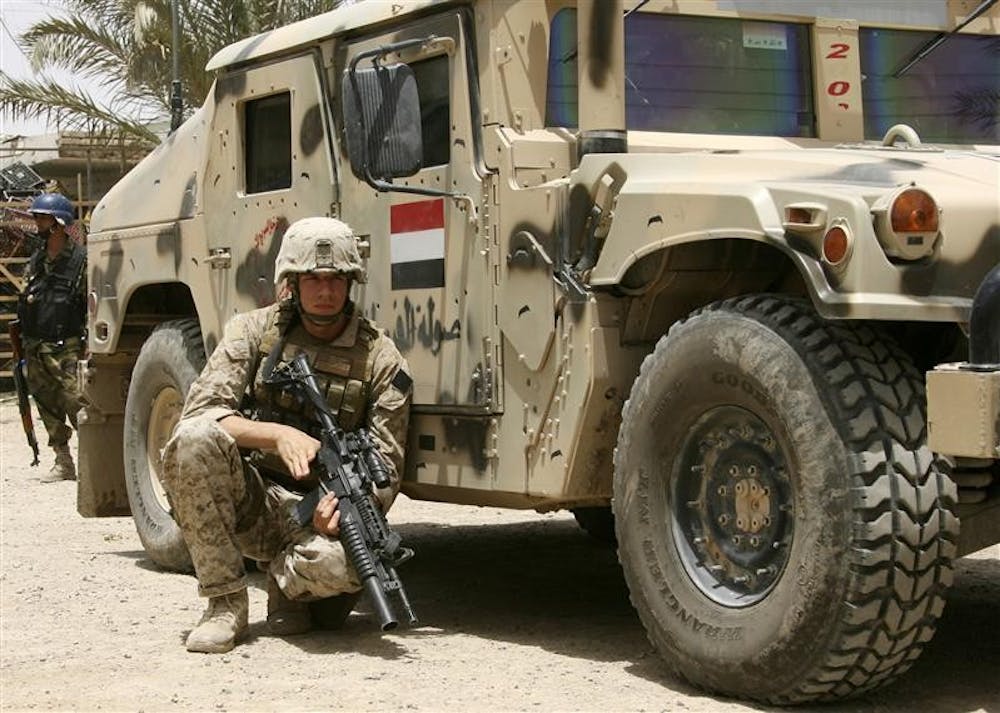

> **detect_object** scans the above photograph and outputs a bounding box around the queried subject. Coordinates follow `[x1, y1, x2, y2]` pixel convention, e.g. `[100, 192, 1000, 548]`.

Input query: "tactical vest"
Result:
[248, 302, 379, 487]
[19, 243, 86, 342]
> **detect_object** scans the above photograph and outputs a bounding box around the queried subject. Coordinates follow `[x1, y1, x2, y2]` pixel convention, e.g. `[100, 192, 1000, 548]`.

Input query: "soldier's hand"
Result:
[312, 492, 341, 536]
[274, 425, 321, 479]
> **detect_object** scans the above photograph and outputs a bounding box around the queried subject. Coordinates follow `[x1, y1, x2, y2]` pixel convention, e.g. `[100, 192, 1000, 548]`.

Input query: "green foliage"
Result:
[0, 0, 341, 141]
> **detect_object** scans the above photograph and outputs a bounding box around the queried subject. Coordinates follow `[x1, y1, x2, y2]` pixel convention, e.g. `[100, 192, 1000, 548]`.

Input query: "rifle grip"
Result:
[292, 489, 321, 527]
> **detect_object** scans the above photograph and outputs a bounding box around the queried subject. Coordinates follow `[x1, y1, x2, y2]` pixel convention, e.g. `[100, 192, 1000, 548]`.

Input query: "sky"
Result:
[0, 0, 111, 137]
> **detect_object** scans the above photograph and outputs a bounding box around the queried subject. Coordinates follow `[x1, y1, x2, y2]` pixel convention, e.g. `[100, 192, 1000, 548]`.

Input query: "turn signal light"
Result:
[890, 188, 938, 233]
[873, 185, 940, 260]
[87, 290, 98, 317]
[822, 225, 851, 266]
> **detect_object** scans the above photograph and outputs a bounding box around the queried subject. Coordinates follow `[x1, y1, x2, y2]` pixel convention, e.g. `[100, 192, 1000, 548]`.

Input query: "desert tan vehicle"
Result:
[77, 0, 999, 704]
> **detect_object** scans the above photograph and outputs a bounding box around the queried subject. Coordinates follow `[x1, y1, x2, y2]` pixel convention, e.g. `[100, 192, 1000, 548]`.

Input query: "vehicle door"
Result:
[203, 51, 337, 318]
[335, 10, 496, 412]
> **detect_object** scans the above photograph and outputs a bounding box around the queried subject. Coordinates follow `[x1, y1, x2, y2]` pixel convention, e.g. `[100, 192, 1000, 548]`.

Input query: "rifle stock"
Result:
[8, 320, 40, 466]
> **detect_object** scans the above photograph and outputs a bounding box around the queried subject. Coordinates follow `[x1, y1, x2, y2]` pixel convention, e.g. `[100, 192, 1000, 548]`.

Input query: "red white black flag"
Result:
[390, 198, 445, 290]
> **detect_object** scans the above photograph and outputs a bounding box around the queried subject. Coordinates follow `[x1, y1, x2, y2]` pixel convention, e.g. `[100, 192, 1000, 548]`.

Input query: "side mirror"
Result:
[342, 63, 423, 182]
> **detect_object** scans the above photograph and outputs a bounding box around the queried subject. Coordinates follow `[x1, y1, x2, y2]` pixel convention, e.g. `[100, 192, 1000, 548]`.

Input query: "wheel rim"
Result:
[146, 385, 183, 513]
[671, 405, 794, 607]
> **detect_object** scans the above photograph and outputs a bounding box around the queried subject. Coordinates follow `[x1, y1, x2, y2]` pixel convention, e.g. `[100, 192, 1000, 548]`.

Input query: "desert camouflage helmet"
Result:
[274, 217, 367, 285]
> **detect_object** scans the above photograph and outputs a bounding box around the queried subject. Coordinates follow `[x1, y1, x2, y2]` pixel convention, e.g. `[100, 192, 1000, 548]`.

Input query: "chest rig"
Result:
[248, 304, 379, 481]
[18, 243, 86, 341]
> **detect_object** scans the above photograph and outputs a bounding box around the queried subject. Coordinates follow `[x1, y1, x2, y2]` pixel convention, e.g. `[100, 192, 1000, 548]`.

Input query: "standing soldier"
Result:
[17, 192, 87, 482]
[161, 217, 413, 653]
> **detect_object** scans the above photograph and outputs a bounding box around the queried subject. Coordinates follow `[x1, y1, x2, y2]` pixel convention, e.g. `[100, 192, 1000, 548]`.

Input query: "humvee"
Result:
[78, 0, 1000, 704]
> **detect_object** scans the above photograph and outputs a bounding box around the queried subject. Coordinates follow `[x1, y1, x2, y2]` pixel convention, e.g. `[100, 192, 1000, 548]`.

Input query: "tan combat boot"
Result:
[185, 590, 249, 654]
[266, 576, 311, 636]
[40, 444, 76, 483]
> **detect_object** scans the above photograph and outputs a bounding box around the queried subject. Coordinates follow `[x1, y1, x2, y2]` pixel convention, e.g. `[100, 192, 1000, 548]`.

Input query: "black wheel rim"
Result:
[671, 406, 794, 607]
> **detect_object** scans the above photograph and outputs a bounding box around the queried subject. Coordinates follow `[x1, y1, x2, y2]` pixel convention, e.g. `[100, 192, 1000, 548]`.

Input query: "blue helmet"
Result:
[29, 192, 75, 226]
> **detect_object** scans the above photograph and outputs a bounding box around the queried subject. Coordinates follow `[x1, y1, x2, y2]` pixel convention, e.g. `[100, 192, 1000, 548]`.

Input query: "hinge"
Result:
[206, 248, 232, 269]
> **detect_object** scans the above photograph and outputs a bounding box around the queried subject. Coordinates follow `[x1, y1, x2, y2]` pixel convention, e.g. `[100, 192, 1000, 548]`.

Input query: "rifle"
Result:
[8, 320, 40, 466]
[265, 352, 417, 631]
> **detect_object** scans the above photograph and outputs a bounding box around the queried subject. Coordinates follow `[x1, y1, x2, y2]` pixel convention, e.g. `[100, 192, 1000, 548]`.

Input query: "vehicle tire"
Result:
[571, 506, 617, 545]
[124, 319, 205, 573]
[613, 295, 958, 704]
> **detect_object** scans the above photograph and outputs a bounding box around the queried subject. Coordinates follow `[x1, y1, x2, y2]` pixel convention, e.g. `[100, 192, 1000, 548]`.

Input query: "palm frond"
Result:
[952, 88, 1000, 135]
[21, 18, 131, 81]
[5, 0, 346, 138]
[0, 74, 161, 144]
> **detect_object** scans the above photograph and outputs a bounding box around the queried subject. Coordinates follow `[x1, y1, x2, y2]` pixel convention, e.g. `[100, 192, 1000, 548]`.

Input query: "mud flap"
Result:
[76, 407, 129, 516]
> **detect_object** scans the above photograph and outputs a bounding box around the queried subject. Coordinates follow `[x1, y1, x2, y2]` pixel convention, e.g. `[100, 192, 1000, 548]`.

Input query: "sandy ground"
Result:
[0, 396, 998, 713]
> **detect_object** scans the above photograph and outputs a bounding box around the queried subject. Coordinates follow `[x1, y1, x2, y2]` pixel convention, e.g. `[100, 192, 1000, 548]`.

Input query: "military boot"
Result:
[40, 444, 76, 483]
[266, 576, 312, 636]
[185, 590, 249, 654]
[309, 592, 360, 630]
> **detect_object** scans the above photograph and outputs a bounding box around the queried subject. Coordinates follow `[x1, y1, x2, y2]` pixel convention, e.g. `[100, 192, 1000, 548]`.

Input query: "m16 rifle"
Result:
[8, 320, 40, 466]
[266, 352, 416, 631]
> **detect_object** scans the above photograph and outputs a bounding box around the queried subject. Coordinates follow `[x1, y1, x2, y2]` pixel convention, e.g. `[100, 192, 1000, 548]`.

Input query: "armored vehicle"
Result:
[78, 0, 1000, 703]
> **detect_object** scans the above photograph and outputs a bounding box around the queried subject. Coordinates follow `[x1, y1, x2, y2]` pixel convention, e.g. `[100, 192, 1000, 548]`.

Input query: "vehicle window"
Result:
[860, 29, 999, 143]
[546, 9, 815, 137]
[245, 92, 292, 193]
[411, 55, 451, 167]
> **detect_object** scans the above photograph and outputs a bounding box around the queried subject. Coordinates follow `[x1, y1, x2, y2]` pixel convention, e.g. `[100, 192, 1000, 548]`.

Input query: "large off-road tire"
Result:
[124, 319, 205, 572]
[613, 295, 958, 704]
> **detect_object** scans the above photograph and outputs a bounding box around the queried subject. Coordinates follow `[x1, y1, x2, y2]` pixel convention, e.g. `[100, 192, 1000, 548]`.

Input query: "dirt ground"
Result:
[0, 397, 997, 713]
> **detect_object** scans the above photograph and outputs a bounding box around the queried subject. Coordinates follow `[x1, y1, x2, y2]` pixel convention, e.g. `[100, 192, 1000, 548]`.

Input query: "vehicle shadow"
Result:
[321, 519, 996, 712]
[115, 516, 997, 710]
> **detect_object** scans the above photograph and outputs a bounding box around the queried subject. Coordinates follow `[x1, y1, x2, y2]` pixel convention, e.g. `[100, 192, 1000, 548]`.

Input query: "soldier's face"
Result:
[298, 272, 349, 317]
[32, 214, 57, 237]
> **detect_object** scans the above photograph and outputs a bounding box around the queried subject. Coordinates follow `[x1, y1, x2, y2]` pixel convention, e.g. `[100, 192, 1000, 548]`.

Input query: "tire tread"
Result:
[617, 295, 958, 705]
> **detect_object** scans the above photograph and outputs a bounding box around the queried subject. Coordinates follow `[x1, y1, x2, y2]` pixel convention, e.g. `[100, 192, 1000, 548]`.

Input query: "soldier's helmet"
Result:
[29, 192, 75, 226]
[274, 217, 367, 285]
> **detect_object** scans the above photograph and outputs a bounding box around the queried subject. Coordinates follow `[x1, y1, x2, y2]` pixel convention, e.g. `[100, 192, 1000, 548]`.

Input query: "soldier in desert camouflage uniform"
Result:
[160, 217, 412, 654]
[17, 193, 86, 483]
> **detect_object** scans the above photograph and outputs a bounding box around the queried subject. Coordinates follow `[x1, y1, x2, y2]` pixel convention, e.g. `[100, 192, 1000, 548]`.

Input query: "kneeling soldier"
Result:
[161, 217, 412, 653]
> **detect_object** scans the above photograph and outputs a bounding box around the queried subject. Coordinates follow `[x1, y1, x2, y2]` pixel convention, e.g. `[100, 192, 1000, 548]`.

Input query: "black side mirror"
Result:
[342, 63, 423, 182]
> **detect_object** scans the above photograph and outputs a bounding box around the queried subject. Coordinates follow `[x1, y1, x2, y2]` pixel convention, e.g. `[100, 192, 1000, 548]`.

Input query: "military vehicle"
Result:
[77, 0, 1000, 703]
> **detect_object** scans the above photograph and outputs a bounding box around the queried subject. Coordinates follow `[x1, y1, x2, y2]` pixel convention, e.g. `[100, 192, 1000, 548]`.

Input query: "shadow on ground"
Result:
[119, 517, 999, 711]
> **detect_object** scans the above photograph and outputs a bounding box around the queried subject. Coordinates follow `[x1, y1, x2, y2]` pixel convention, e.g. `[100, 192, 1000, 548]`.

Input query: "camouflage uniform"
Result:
[19, 239, 86, 475]
[161, 300, 411, 602]
[22, 334, 83, 447]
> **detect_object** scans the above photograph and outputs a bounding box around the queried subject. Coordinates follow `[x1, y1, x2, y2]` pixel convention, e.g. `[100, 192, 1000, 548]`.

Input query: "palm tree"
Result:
[0, 0, 341, 143]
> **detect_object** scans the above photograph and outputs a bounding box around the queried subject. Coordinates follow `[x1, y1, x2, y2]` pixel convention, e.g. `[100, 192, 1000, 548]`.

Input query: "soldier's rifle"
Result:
[265, 352, 417, 631]
[8, 320, 40, 466]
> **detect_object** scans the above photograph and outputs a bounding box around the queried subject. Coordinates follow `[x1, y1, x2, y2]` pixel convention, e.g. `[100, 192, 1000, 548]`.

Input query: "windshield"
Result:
[545, 8, 999, 144]
[860, 28, 1000, 144]
[546, 9, 815, 138]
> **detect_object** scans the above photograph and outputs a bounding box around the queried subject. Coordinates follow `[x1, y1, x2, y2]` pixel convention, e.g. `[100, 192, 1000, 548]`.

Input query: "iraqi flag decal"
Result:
[390, 198, 445, 290]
